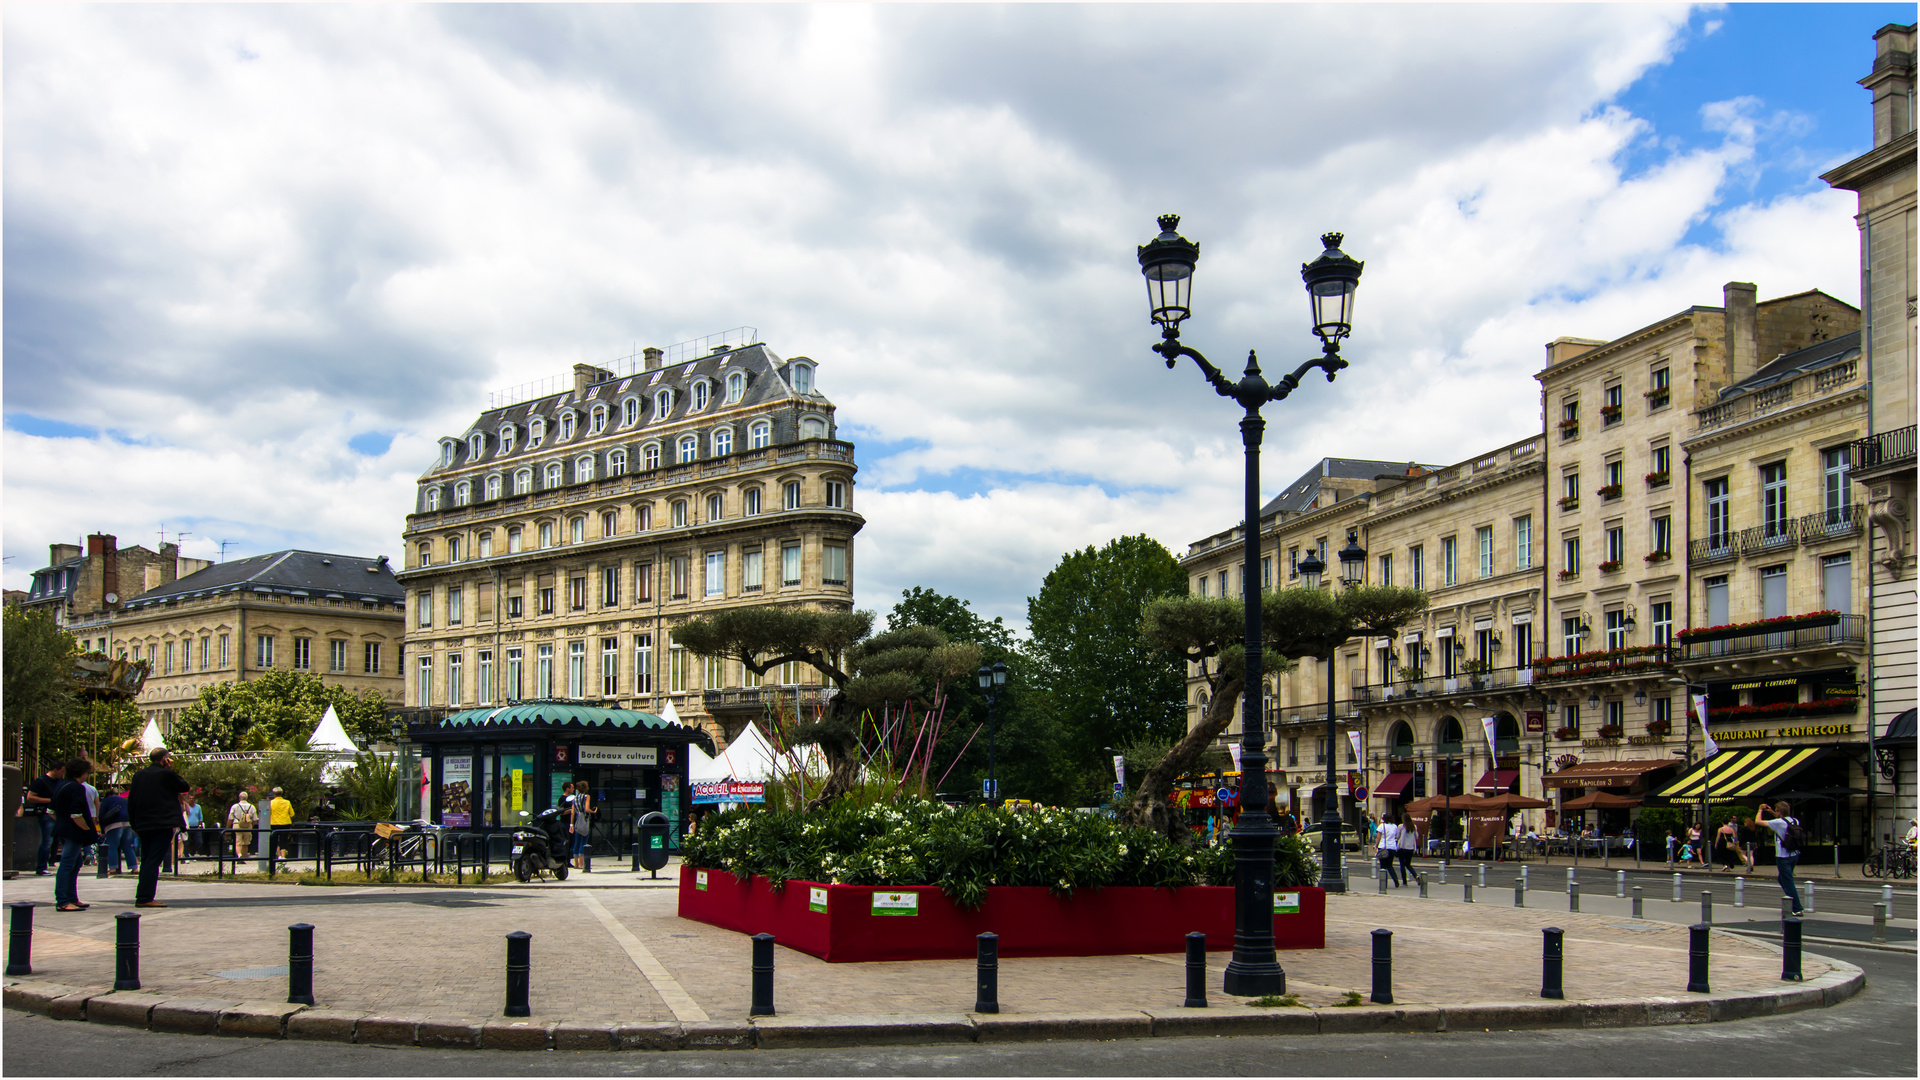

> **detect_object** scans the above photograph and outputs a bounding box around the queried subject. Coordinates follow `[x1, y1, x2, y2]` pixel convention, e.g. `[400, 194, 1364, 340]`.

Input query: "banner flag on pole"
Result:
[1481, 715, 1501, 758]
[1346, 730, 1364, 763]
[1694, 693, 1718, 758]
[1113, 754, 1126, 788]
[1229, 743, 1243, 774]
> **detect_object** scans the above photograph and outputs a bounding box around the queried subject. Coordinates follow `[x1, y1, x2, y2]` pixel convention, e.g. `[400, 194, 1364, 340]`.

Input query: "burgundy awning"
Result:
[1474, 768, 1520, 794]
[1374, 771, 1415, 798]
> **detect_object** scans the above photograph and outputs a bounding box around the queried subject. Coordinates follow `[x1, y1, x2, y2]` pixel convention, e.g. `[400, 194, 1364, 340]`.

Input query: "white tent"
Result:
[138, 717, 165, 752]
[658, 699, 683, 727]
[308, 705, 359, 753]
[688, 742, 728, 782]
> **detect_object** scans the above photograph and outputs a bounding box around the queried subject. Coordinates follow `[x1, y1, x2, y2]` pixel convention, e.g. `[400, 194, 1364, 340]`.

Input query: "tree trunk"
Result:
[1121, 675, 1243, 841]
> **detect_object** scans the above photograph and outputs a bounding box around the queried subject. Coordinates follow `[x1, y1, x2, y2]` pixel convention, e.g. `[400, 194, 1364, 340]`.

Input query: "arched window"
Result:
[588, 405, 606, 434]
[654, 389, 674, 419]
[671, 500, 688, 529]
[726, 371, 746, 403]
[678, 436, 698, 463]
[499, 424, 516, 454]
[601, 510, 617, 537]
[446, 536, 462, 562]
[783, 480, 802, 509]
[1495, 714, 1520, 755]
[530, 418, 545, 447]
[439, 441, 455, 467]
[570, 517, 586, 544]
[1437, 717, 1465, 754]
[749, 421, 772, 450]
[636, 504, 652, 531]
[643, 443, 661, 471]
[508, 526, 523, 553]
[425, 487, 441, 512]
[454, 481, 471, 507]
[468, 433, 484, 460]
[539, 522, 554, 548]
[743, 487, 762, 516]
[692, 381, 711, 411]
[713, 428, 733, 456]
[801, 416, 827, 439]
[790, 362, 813, 394]
[559, 413, 576, 440]
[544, 463, 563, 488]
[622, 397, 639, 427]
[1388, 722, 1415, 758]
[514, 469, 532, 495]
[485, 475, 501, 501]
[608, 449, 628, 475]
[576, 454, 595, 482]
[706, 493, 723, 521]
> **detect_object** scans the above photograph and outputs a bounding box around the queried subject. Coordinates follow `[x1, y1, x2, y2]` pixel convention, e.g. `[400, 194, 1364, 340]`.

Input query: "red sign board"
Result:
[1525, 710, 1546, 733]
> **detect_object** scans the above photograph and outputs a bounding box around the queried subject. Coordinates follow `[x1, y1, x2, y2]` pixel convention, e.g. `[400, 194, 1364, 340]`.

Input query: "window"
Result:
[1562, 472, 1579, 505]
[1650, 600, 1673, 645]
[486, 475, 501, 501]
[500, 424, 515, 454]
[454, 481, 470, 507]
[1705, 477, 1732, 549]
[1441, 536, 1457, 586]
[636, 562, 653, 602]
[559, 413, 575, 440]
[601, 510, 617, 537]
[705, 654, 725, 690]
[1562, 617, 1581, 657]
[507, 527, 522, 554]
[567, 640, 586, 698]
[1603, 384, 1623, 424]
[1823, 553, 1852, 614]
[200, 637, 211, 671]
[1515, 516, 1532, 570]
[744, 487, 762, 516]
[692, 381, 710, 411]
[418, 542, 433, 567]
[670, 556, 690, 598]
[707, 493, 724, 521]
[782, 543, 802, 586]
[1761, 461, 1789, 538]
[1513, 623, 1533, 669]
[713, 428, 732, 456]
[515, 470, 532, 495]
[636, 504, 653, 531]
[1606, 698, 1624, 731]
[588, 405, 606, 434]
[1440, 633, 1458, 678]
[538, 581, 555, 615]
[1650, 444, 1670, 481]
[1288, 546, 1299, 579]
[545, 463, 563, 488]
[1476, 526, 1493, 579]
[1262, 555, 1272, 589]
[1377, 553, 1392, 586]
[425, 488, 440, 512]
[791, 363, 813, 394]
[539, 522, 554, 549]
[569, 575, 587, 611]
[823, 543, 848, 586]
[448, 653, 463, 704]
[417, 655, 433, 706]
[601, 637, 618, 696]
[669, 640, 688, 693]
[705, 552, 726, 597]
[784, 481, 802, 509]
[1604, 459, 1623, 492]
[749, 422, 772, 450]
[1196, 576, 1208, 598]
[1650, 694, 1671, 732]
[506, 647, 523, 701]
[576, 455, 594, 482]
[1704, 575, 1729, 627]
[1561, 398, 1578, 427]
[726, 372, 746, 403]
[1604, 610, 1627, 650]
[1409, 545, 1423, 589]
[654, 389, 673, 419]
[447, 536, 461, 562]
[570, 516, 586, 544]
[825, 481, 846, 508]
[623, 397, 639, 427]
[644, 443, 661, 471]
[537, 644, 554, 698]
[164, 641, 175, 675]
[600, 565, 620, 608]
[1562, 702, 1579, 735]
[1562, 534, 1580, 576]
[478, 650, 494, 705]
[1822, 447, 1850, 525]
[417, 591, 433, 627]
[469, 433, 484, 460]
[1651, 514, 1671, 557]
[363, 642, 379, 674]
[671, 500, 688, 529]
[1218, 570, 1228, 597]
[678, 436, 698, 463]
[633, 635, 653, 695]
[440, 442, 454, 467]
[744, 548, 764, 591]
[1605, 524, 1624, 566]
[1649, 366, 1671, 408]
[448, 586, 463, 625]
[530, 418, 545, 447]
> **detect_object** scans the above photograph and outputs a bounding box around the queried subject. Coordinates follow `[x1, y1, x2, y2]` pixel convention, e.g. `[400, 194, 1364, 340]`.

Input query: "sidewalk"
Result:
[1, 868, 1866, 1050]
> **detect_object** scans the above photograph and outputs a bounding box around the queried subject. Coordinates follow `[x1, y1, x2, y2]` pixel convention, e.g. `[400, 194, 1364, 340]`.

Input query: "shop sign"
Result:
[692, 779, 767, 804]
[695, 870, 709, 891]
[1716, 724, 1854, 742]
[809, 887, 828, 914]
[872, 892, 919, 916]
[1273, 891, 1301, 914]
[578, 745, 659, 766]
[1526, 710, 1545, 733]
[1731, 677, 1800, 691]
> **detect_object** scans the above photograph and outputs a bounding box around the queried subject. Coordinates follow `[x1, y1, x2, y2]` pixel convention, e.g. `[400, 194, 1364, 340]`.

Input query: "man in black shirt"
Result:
[50, 759, 96, 911]
[127, 747, 191, 907]
[25, 763, 64, 874]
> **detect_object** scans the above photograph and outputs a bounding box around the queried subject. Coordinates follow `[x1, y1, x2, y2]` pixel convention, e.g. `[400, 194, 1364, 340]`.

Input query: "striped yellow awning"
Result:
[1652, 747, 1830, 802]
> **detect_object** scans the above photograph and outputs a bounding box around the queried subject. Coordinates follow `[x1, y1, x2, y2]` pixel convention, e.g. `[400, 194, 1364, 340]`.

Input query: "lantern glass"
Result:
[1138, 215, 1199, 328]
[991, 660, 1008, 687]
[976, 665, 992, 691]
[1337, 529, 1367, 584]
[1300, 232, 1364, 343]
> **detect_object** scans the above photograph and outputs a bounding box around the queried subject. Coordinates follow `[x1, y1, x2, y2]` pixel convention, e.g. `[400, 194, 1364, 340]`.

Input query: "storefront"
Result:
[404, 701, 716, 854]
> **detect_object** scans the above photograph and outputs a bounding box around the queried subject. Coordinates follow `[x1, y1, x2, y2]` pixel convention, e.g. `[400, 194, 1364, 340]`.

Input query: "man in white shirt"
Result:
[1757, 801, 1802, 916]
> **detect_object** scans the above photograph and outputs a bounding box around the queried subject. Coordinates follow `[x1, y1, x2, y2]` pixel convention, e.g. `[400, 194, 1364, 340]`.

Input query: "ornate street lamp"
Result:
[1137, 215, 1364, 997]
[977, 661, 1009, 805]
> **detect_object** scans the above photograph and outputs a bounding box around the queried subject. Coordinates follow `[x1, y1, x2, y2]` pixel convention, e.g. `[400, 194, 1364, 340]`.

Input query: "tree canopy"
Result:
[168, 669, 390, 754]
[3, 606, 78, 770]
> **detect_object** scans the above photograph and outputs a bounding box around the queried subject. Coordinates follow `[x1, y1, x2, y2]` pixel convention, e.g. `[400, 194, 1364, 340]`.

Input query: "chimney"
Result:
[49, 542, 81, 566]
[1724, 282, 1759, 380]
[643, 347, 663, 371]
[572, 363, 614, 397]
[1544, 337, 1605, 367]
[89, 534, 119, 607]
[1868, 23, 1915, 147]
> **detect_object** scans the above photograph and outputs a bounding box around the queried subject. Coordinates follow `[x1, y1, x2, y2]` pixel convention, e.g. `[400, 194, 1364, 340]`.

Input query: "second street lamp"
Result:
[977, 661, 1009, 805]
[1138, 214, 1364, 997]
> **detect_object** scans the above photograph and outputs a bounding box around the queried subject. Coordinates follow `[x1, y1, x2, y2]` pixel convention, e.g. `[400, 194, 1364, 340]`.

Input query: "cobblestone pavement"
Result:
[1, 869, 1838, 1025]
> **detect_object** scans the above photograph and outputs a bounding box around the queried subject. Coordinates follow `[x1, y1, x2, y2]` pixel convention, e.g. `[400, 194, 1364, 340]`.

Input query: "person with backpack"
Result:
[1758, 801, 1804, 916]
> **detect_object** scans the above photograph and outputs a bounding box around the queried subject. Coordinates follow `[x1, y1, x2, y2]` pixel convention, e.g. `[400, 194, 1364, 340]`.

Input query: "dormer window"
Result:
[622, 397, 639, 427]
[801, 416, 827, 439]
[559, 412, 576, 440]
[485, 475, 501, 500]
[678, 435, 699, 463]
[643, 443, 661, 471]
[749, 421, 772, 450]
[692, 381, 711, 411]
[454, 481, 471, 506]
[499, 424, 516, 454]
[654, 389, 674, 419]
[713, 428, 733, 456]
[545, 462, 563, 488]
[440, 441, 455, 467]
[425, 487, 440, 512]
[468, 433, 484, 460]
[576, 454, 595, 482]
[514, 469, 532, 495]
[608, 449, 628, 475]
[589, 405, 607, 434]
[726, 372, 746, 404]
[530, 418, 546, 448]
[790, 362, 813, 394]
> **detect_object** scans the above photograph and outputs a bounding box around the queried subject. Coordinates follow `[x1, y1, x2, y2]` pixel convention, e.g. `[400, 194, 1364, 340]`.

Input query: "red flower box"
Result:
[677, 866, 1326, 962]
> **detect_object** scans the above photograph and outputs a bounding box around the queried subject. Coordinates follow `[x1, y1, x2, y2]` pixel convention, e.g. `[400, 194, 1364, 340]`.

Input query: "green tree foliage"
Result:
[1126, 584, 1430, 837]
[3, 606, 78, 770]
[1025, 535, 1189, 789]
[888, 587, 1014, 651]
[334, 751, 399, 821]
[169, 669, 388, 754]
[177, 752, 331, 822]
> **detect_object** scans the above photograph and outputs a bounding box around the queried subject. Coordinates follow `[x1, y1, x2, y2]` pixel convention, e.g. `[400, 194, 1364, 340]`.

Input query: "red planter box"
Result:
[678, 866, 1325, 962]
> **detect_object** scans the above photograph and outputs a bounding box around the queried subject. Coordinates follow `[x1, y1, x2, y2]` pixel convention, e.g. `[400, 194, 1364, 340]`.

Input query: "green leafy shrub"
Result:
[682, 801, 1320, 909]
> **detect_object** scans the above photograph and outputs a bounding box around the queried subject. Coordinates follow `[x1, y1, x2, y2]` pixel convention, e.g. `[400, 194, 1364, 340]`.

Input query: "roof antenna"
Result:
[218, 540, 236, 562]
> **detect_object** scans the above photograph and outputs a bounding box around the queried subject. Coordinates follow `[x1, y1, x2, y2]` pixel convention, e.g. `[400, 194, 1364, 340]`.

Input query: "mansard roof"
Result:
[1717, 331, 1862, 401]
[123, 550, 403, 608]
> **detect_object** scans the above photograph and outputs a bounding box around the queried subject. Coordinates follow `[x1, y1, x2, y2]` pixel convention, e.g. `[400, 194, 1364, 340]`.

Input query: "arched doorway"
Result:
[1388, 721, 1415, 758]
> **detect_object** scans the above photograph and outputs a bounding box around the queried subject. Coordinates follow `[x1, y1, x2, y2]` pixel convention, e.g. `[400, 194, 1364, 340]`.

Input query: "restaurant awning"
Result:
[1474, 768, 1519, 793]
[1560, 791, 1643, 811]
[1650, 747, 1831, 803]
[1543, 758, 1677, 790]
[1373, 771, 1416, 799]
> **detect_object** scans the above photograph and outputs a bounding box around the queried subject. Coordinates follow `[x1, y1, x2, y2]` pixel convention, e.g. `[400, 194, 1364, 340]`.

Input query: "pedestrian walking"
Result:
[1758, 801, 1804, 916]
[1715, 818, 1740, 871]
[176, 800, 204, 861]
[25, 762, 65, 875]
[228, 793, 258, 857]
[51, 759, 98, 911]
[97, 784, 136, 875]
[1377, 816, 1403, 886]
[571, 782, 594, 869]
[1395, 810, 1419, 883]
[128, 747, 191, 908]
[268, 787, 294, 858]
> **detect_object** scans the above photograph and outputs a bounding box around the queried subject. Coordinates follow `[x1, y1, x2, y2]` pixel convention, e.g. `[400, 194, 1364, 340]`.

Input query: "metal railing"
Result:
[1736, 520, 1799, 556]
[1688, 536, 1737, 564]
[1850, 425, 1916, 473]
[1683, 613, 1866, 660]
[165, 817, 663, 882]
[1697, 360, 1860, 433]
[1799, 503, 1865, 540]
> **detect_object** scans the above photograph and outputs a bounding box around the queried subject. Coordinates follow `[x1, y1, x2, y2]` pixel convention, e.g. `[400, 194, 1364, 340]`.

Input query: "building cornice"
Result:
[1536, 312, 1706, 385]
[1679, 385, 1868, 452]
[1821, 129, 1918, 192]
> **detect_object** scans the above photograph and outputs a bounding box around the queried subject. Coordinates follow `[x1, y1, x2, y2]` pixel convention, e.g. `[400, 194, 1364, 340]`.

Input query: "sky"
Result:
[4, 3, 1908, 634]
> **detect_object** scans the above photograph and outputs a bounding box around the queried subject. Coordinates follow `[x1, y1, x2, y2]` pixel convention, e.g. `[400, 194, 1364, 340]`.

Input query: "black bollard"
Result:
[114, 912, 141, 991]
[1182, 932, 1206, 1008]
[1370, 929, 1393, 1004]
[6, 902, 33, 976]
[504, 931, 531, 1017]
[750, 933, 776, 1017]
[1686, 923, 1709, 993]
[1781, 917, 1804, 982]
[631, 841, 641, 873]
[975, 932, 1000, 1014]
[288, 923, 316, 1006]
[1541, 927, 1564, 999]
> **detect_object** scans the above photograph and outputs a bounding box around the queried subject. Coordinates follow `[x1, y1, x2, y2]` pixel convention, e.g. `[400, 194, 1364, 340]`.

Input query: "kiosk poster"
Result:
[440, 756, 472, 827]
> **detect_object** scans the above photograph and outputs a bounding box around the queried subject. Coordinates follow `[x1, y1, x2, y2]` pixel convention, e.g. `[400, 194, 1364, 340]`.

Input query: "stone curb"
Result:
[0, 960, 1866, 1050]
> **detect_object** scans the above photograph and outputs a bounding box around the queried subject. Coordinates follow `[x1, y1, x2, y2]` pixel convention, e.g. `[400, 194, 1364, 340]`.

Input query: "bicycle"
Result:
[1863, 842, 1917, 879]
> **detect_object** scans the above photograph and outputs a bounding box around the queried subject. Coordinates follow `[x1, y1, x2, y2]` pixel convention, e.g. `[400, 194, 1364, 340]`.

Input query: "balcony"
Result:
[1799, 503, 1865, 541]
[703, 686, 835, 713]
[1688, 536, 1738, 565]
[1679, 612, 1864, 662]
[1353, 664, 1535, 706]
[1736, 520, 1799, 557]
[1850, 424, 1916, 478]
[1531, 645, 1679, 686]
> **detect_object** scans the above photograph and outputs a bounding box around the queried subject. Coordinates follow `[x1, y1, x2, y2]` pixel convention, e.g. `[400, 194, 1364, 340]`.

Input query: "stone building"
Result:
[21, 533, 211, 645]
[113, 551, 408, 735]
[1823, 21, 1917, 844]
[397, 337, 862, 748]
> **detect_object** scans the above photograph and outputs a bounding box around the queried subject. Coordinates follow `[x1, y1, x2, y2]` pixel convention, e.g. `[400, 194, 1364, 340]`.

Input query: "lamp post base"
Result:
[1222, 960, 1287, 997]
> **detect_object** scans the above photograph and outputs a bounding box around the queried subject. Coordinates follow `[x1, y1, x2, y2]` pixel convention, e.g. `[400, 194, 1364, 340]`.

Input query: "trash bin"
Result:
[637, 812, 671, 873]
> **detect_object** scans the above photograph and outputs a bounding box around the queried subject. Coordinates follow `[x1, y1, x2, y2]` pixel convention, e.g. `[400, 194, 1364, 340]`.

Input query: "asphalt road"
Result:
[1403, 861, 1916, 919]
[4, 943, 1912, 1077]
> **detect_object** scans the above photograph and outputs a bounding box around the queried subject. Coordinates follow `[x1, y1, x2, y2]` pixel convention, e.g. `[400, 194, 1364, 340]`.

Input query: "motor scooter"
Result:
[511, 808, 571, 882]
